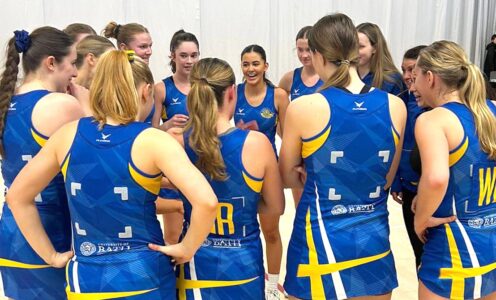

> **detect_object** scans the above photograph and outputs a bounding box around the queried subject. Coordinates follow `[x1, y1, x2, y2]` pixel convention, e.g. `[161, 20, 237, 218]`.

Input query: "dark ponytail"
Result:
[0, 37, 21, 157]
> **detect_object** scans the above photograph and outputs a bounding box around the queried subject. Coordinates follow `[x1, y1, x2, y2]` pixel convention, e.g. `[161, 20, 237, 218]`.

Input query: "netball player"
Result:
[151, 29, 200, 245]
[279, 26, 323, 101]
[167, 57, 284, 300]
[6, 50, 217, 299]
[413, 40, 496, 300]
[235, 44, 289, 154]
[0, 27, 85, 299]
[280, 14, 406, 299]
[278, 25, 323, 209]
[356, 23, 407, 99]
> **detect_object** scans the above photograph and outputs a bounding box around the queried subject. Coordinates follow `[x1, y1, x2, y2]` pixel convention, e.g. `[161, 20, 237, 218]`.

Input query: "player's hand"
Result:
[161, 114, 189, 131]
[49, 250, 74, 268]
[148, 242, 194, 265]
[391, 192, 403, 205]
[415, 215, 456, 243]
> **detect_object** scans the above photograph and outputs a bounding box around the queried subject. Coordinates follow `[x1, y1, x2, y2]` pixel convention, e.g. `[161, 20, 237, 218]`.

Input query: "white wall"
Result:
[0, 0, 495, 84]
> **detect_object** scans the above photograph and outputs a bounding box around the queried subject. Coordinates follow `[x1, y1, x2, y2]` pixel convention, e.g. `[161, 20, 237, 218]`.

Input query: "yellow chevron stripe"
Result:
[449, 136, 468, 167]
[392, 127, 399, 147]
[444, 224, 465, 300]
[440, 260, 496, 279]
[242, 171, 263, 193]
[66, 288, 156, 300]
[31, 128, 47, 147]
[0, 258, 50, 269]
[61, 154, 71, 180]
[177, 276, 258, 289]
[128, 163, 161, 195]
[298, 208, 325, 298]
[297, 249, 390, 277]
[301, 126, 331, 158]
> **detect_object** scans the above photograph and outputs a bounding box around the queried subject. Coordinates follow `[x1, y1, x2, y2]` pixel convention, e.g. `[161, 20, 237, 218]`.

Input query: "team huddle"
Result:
[0, 12, 496, 300]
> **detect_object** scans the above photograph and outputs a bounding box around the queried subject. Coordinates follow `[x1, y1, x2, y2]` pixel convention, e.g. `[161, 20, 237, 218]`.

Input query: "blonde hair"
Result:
[417, 40, 496, 159]
[356, 22, 400, 88]
[103, 21, 149, 46]
[130, 55, 154, 100]
[185, 58, 235, 180]
[89, 50, 139, 128]
[308, 13, 359, 89]
[76, 35, 115, 68]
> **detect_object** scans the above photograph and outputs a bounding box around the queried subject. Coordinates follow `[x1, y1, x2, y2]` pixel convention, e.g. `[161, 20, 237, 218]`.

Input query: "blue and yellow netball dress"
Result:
[418, 102, 496, 300]
[158, 76, 187, 200]
[0, 90, 70, 300]
[177, 128, 265, 300]
[289, 67, 323, 101]
[284, 86, 399, 299]
[234, 83, 277, 154]
[391, 92, 424, 193]
[161, 76, 188, 123]
[62, 117, 175, 299]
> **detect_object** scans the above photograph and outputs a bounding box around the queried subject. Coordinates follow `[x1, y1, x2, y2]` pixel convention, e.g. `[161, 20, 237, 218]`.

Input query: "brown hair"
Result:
[63, 23, 97, 40]
[356, 22, 400, 88]
[0, 27, 74, 156]
[169, 29, 199, 73]
[103, 21, 149, 47]
[417, 40, 496, 159]
[308, 13, 359, 89]
[76, 35, 115, 68]
[185, 58, 235, 180]
[296, 26, 312, 41]
[89, 50, 139, 128]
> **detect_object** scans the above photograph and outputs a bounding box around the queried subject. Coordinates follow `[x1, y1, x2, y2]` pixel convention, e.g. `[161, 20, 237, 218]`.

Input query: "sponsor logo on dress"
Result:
[260, 108, 275, 119]
[96, 242, 131, 254]
[468, 214, 496, 229]
[331, 204, 375, 215]
[352, 101, 367, 111]
[201, 238, 242, 248]
[80, 242, 97, 256]
[96, 133, 111, 143]
[236, 108, 245, 115]
[292, 89, 300, 96]
[331, 205, 348, 215]
[171, 97, 181, 105]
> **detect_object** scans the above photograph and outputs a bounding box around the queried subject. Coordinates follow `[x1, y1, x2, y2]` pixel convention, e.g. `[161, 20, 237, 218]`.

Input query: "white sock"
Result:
[266, 273, 279, 290]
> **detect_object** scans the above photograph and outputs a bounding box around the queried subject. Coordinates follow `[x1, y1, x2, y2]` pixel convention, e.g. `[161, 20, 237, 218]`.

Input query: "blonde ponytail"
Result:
[461, 63, 496, 159]
[185, 58, 235, 180]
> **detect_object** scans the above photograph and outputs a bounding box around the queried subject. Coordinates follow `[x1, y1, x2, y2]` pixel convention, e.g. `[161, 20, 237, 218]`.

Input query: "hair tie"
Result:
[199, 76, 210, 85]
[125, 50, 135, 62]
[114, 24, 121, 37]
[13, 30, 31, 54]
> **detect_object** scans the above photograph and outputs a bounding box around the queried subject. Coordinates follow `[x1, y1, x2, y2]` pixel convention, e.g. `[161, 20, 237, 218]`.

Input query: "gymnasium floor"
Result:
[0, 185, 418, 300]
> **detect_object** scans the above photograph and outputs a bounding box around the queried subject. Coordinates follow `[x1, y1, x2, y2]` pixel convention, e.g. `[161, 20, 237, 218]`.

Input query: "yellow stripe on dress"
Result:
[0, 258, 50, 269]
[242, 171, 263, 193]
[61, 154, 71, 180]
[301, 126, 331, 159]
[128, 163, 161, 195]
[392, 127, 399, 147]
[297, 249, 391, 277]
[298, 208, 326, 298]
[66, 288, 157, 300]
[444, 223, 465, 300]
[449, 136, 469, 167]
[177, 276, 258, 289]
[162, 107, 167, 120]
[31, 128, 47, 147]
